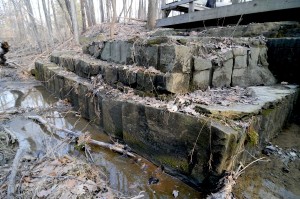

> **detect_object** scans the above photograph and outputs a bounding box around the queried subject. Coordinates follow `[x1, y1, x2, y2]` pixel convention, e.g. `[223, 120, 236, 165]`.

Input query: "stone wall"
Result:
[35, 61, 244, 186]
[83, 36, 276, 92]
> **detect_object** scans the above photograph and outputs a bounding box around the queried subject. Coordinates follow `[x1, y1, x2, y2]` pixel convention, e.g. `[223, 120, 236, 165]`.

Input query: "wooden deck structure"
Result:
[157, 0, 300, 28]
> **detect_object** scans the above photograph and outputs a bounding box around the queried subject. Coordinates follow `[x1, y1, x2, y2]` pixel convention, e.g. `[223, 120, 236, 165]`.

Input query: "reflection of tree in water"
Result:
[10, 90, 25, 107]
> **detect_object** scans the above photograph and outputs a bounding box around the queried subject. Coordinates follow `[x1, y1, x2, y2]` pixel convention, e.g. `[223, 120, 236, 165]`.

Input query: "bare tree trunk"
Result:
[106, 0, 111, 22]
[70, 0, 79, 44]
[85, 0, 93, 27]
[88, 0, 96, 25]
[138, 0, 142, 19]
[51, 0, 62, 39]
[42, 0, 54, 46]
[118, 0, 126, 23]
[24, 0, 43, 52]
[147, 0, 157, 30]
[11, 0, 25, 40]
[127, 0, 134, 22]
[110, 0, 117, 38]
[99, 0, 105, 23]
[57, 0, 72, 32]
[80, 0, 87, 32]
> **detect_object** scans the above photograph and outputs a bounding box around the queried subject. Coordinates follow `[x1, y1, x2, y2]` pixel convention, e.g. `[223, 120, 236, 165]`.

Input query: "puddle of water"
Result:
[1, 83, 202, 198]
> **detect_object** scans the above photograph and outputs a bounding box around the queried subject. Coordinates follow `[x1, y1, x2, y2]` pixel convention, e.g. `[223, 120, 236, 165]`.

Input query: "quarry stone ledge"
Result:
[35, 61, 244, 185]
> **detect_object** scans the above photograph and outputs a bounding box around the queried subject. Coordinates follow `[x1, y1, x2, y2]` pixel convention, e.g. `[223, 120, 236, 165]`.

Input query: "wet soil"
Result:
[0, 66, 202, 198]
[233, 122, 300, 199]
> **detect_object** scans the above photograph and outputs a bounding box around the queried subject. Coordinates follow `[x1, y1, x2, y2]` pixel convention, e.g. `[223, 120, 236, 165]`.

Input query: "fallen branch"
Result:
[3, 127, 17, 144]
[3, 128, 30, 199]
[27, 115, 136, 158]
[206, 157, 268, 199]
[27, 115, 79, 137]
[89, 139, 136, 158]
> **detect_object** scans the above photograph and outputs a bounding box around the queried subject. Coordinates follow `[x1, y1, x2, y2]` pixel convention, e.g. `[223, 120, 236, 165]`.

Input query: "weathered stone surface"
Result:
[102, 99, 123, 138]
[60, 55, 75, 72]
[194, 56, 212, 71]
[135, 45, 158, 67]
[165, 73, 190, 94]
[193, 70, 211, 90]
[232, 65, 276, 87]
[100, 41, 111, 61]
[234, 55, 248, 69]
[103, 66, 118, 85]
[122, 102, 240, 182]
[212, 59, 233, 88]
[118, 67, 137, 86]
[120, 41, 133, 64]
[111, 41, 121, 63]
[159, 45, 192, 73]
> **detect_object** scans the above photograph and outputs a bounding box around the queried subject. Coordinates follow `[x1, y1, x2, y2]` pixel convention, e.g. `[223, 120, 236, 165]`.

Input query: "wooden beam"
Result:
[157, 0, 300, 27]
[161, 0, 196, 10]
[189, 1, 195, 13]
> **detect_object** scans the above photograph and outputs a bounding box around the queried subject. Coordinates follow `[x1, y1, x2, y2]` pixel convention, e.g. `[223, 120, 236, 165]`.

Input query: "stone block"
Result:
[74, 59, 88, 78]
[60, 55, 75, 72]
[165, 73, 190, 94]
[234, 55, 248, 69]
[88, 61, 101, 76]
[77, 81, 90, 120]
[88, 92, 101, 126]
[232, 66, 276, 87]
[212, 59, 233, 88]
[232, 47, 248, 57]
[120, 41, 133, 64]
[102, 99, 123, 138]
[258, 47, 269, 67]
[35, 61, 45, 82]
[50, 51, 62, 64]
[194, 56, 212, 71]
[103, 66, 118, 85]
[249, 47, 260, 67]
[122, 102, 239, 181]
[159, 45, 192, 73]
[64, 75, 79, 110]
[193, 69, 212, 90]
[100, 41, 111, 61]
[111, 41, 121, 63]
[118, 67, 136, 86]
[232, 47, 248, 69]
[135, 45, 158, 67]
[154, 74, 167, 92]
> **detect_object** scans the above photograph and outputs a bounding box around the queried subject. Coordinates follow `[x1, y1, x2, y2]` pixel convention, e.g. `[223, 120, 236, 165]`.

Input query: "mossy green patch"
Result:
[157, 155, 189, 173]
[247, 121, 259, 147]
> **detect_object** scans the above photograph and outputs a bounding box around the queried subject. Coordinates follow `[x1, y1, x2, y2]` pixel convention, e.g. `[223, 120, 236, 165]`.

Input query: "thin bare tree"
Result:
[99, 0, 105, 23]
[24, 0, 43, 52]
[147, 0, 157, 30]
[80, 0, 87, 32]
[42, 0, 54, 46]
[69, 0, 79, 44]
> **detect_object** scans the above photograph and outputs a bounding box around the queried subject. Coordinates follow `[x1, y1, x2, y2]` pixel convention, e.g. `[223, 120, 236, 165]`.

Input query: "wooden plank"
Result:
[161, 0, 196, 10]
[189, 1, 195, 13]
[157, 0, 300, 27]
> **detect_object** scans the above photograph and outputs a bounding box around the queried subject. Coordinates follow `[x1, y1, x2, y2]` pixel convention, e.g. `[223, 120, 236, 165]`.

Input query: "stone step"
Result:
[83, 36, 277, 90]
[50, 51, 190, 94]
[35, 60, 242, 186]
[35, 60, 299, 187]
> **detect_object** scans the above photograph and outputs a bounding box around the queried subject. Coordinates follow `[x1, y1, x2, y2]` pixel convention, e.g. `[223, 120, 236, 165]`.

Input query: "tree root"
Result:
[3, 127, 30, 199]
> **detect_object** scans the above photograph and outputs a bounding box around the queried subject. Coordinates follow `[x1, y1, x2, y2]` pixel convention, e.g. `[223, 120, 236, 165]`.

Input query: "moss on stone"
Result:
[247, 123, 259, 146]
[157, 155, 189, 173]
[262, 108, 273, 116]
